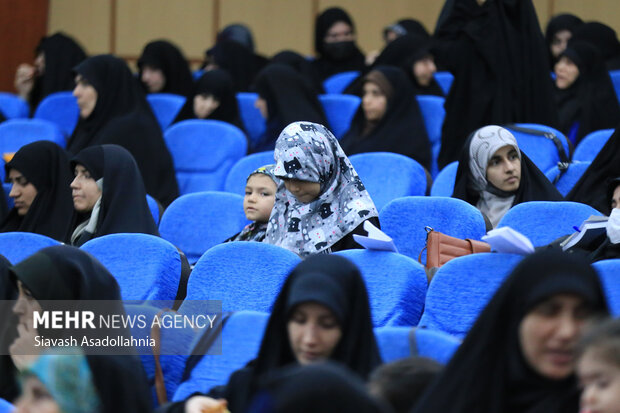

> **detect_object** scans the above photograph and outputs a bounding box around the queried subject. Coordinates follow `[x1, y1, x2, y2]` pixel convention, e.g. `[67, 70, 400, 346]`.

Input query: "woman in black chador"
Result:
[67, 54, 179, 207]
[137, 39, 194, 97]
[433, 0, 558, 169]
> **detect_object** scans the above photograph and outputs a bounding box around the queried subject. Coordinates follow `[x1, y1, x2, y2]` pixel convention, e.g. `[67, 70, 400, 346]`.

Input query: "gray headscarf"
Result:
[468, 125, 521, 227]
[265, 121, 378, 257]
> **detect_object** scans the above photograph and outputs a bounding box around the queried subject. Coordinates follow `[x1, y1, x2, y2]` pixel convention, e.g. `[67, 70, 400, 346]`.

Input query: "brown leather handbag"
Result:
[419, 226, 491, 269]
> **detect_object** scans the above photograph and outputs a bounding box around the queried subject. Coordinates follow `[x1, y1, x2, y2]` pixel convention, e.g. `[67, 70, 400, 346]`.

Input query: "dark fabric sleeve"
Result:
[329, 216, 381, 253]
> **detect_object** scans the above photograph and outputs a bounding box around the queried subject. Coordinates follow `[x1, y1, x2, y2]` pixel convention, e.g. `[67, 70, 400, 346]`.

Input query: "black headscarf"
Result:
[216, 23, 256, 52]
[571, 22, 620, 70]
[566, 122, 620, 214]
[0, 141, 76, 242]
[555, 40, 620, 144]
[208, 254, 382, 413]
[271, 50, 325, 94]
[371, 34, 444, 96]
[384, 19, 430, 41]
[173, 69, 245, 131]
[0, 254, 17, 402]
[8, 245, 153, 413]
[70, 145, 159, 246]
[137, 39, 194, 96]
[252, 64, 329, 152]
[433, 0, 558, 169]
[412, 249, 609, 413]
[249, 362, 386, 413]
[206, 40, 264, 92]
[452, 127, 563, 218]
[67, 55, 179, 207]
[312, 7, 367, 80]
[28, 32, 87, 113]
[545, 14, 584, 68]
[340, 66, 432, 170]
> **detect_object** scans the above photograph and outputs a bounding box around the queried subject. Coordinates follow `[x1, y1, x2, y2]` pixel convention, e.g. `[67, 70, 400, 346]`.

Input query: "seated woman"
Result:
[165, 254, 382, 413]
[412, 249, 609, 413]
[340, 66, 432, 171]
[225, 165, 279, 243]
[6, 245, 152, 412]
[137, 39, 194, 97]
[67, 54, 179, 207]
[252, 64, 329, 153]
[173, 69, 245, 132]
[554, 40, 620, 145]
[265, 121, 379, 257]
[70, 144, 159, 246]
[14, 32, 86, 114]
[452, 125, 562, 228]
[0, 141, 75, 242]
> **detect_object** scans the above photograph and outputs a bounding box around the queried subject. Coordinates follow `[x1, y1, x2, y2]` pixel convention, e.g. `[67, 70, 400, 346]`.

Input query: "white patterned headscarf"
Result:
[468, 125, 521, 227]
[265, 121, 378, 257]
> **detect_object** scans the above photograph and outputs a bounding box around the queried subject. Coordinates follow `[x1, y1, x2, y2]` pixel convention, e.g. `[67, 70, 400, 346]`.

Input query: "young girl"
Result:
[577, 318, 620, 413]
[226, 165, 278, 242]
[265, 121, 379, 257]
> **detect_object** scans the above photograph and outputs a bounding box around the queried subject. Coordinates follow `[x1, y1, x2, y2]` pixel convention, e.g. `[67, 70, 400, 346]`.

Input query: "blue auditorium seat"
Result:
[379, 196, 487, 264]
[416, 95, 445, 177]
[593, 259, 620, 316]
[322, 71, 360, 94]
[0, 119, 66, 153]
[223, 151, 275, 196]
[497, 201, 603, 247]
[374, 326, 461, 365]
[33, 91, 80, 137]
[318, 94, 360, 139]
[0, 398, 13, 413]
[159, 191, 248, 264]
[335, 250, 427, 326]
[430, 161, 458, 197]
[610, 70, 620, 102]
[349, 152, 427, 211]
[545, 161, 591, 196]
[0, 92, 29, 119]
[81, 233, 182, 304]
[236, 92, 266, 150]
[419, 253, 523, 338]
[507, 123, 570, 174]
[164, 120, 247, 195]
[146, 194, 162, 225]
[433, 71, 454, 95]
[146, 93, 186, 131]
[573, 129, 614, 162]
[0, 232, 60, 264]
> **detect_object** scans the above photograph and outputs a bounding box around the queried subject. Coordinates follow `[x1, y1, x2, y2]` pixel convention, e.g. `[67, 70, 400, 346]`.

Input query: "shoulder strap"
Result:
[504, 124, 571, 165]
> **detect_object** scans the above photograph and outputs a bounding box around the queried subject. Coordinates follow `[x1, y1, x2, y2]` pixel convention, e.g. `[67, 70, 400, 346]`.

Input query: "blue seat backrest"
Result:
[593, 259, 620, 316]
[223, 151, 275, 196]
[164, 120, 247, 195]
[0, 232, 60, 264]
[419, 253, 523, 338]
[497, 201, 603, 247]
[430, 161, 458, 197]
[374, 326, 461, 364]
[379, 196, 487, 264]
[336, 250, 427, 327]
[146, 194, 161, 225]
[416, 95, 446, 177]
[146, 93, 186, 131]
[180, 242, 300, 312]
[349, 152, 427, 211]
[573, 129, 614, 162]
[322, 71, 360, 94]
[433, 72, 454, 95]
[0, 92, 29, 119]
[544, 161, 591, 196]
[236, 92, 266, 150]
[507, 123, 570, 174]
[33, 91, 80, 137]
[0, 398, 13, 413]
[81, 233, 182, 304]
[159, 191, 249, 264]
[318, 94, 360, 139]
[172, 311, 270, 401]
[609, 70, 620, 102]
[0, 119, 66, 153]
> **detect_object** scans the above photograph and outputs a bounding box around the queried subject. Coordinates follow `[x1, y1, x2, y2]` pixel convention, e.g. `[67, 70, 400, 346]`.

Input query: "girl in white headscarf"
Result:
[452, 125, 563, 227]
[265, 121, 379, 257]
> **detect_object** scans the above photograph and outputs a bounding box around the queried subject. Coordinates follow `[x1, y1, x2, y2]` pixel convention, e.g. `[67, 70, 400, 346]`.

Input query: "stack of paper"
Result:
[481, 226, 535, 255]
[353, 221, 398, 253]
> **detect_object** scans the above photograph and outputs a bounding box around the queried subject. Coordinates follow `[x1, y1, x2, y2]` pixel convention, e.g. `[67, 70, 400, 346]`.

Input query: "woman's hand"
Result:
[185, 396, 228, 413]
[14, 64, 37, 99]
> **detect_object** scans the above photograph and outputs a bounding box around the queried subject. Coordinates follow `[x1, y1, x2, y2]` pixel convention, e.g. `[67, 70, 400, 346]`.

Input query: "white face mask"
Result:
[606, 208, 620, 244]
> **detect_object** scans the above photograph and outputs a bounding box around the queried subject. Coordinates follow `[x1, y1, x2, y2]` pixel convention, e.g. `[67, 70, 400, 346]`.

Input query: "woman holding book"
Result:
[452, 125, 562, 228]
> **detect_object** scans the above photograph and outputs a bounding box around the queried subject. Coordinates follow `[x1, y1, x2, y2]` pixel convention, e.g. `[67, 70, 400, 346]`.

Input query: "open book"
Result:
[560, 215, 608, 251]
[481, 226, 535, 255]
[353, 221, 399, 253]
